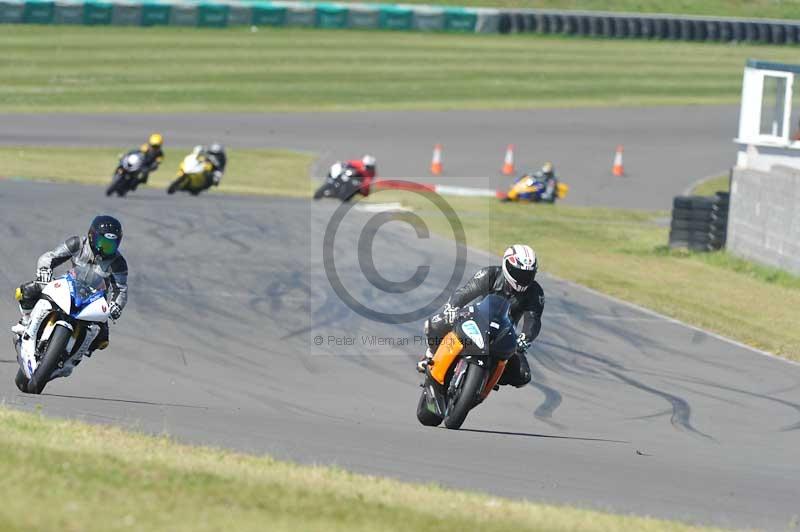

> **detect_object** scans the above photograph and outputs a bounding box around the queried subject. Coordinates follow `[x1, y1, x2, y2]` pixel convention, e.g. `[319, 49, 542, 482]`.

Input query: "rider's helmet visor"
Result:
[95, 235, 119, 257]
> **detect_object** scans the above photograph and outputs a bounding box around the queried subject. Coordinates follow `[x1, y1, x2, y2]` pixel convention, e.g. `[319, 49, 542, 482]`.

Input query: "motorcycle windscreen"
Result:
[475, 295, 517, 358]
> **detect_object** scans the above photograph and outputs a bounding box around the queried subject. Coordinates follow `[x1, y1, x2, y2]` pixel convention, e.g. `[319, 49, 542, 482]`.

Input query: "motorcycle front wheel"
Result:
[443, 363, 486, 430]
[106, 172, 126, 197]
[27, 324, 71, 395]
[167, 176, 187, 195]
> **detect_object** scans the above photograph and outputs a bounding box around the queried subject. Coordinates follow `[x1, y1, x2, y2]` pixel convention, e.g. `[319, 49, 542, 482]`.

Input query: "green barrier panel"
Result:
[197, 2, 228, 26]
[251, 2, 285, 25]
[347, 5, 377, 28]
[285, 3, 313, 26]
[111, 2, 142, 25]
[378, 5, 411, 30]
[226, 3, 251, 25]
[23, 0, 54, 23]
[83, 0, 112, 24]
[169, 2, 197, 25]
[411, 6, 443, 31]
[444, 7, 476, 32]
[54, 0, 83, 23]
[0, 0, 24, 22]
[315, 2, 346, 28]
[141, 2, 169, 25]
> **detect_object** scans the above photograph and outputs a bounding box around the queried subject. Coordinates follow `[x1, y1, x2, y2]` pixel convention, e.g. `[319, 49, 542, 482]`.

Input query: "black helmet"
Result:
[208, 143, 225, 156]
[88, 215, 123, 259]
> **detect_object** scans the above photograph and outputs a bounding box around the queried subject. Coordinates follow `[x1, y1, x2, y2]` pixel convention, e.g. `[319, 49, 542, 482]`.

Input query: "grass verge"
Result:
[0, 406, 719, 532]
[337, 0, 800, 19]
[689, 174, 730, 196]
[0, 146, 314, 197]
[3, 25, 800, 112]
[363, 189, 800, 360]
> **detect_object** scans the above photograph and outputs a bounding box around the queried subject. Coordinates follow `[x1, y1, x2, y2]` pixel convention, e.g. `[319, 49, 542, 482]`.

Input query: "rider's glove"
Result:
[36, 268, 52, 284]
[109, 302, 122, 321]
[516, 333, 531, 354]
[443, 303, 459, 325]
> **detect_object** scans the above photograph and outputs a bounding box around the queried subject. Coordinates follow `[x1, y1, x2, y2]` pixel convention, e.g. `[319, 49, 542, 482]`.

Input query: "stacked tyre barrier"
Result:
[1, 0, 800, 41]
[669, 192, 730, 252]
[497, 9, 800, 44]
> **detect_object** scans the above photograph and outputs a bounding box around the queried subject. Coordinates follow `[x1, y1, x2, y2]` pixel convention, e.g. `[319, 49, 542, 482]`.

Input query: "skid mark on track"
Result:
[677, 377, 800, 432]
[459, 428, 628, 444]
[607, 370, 712, 440]
[39, 393, 209, 409]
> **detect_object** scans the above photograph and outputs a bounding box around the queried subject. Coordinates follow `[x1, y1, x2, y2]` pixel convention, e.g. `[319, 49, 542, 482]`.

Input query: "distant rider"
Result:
[418, 244, 543, 388]
[202, 143, 226, 187]
[135, 133, 165, 187]
[527, 161, 558, 203]
[12, 215, 128, 378]
[344, 154, 376, 197]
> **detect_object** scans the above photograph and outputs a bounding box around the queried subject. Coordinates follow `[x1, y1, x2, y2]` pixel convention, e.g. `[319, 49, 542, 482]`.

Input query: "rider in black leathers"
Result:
[420, 244, 543, 387]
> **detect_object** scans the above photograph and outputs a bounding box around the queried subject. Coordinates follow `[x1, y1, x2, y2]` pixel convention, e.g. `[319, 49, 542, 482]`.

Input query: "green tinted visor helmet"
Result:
[88, 215, 123, 259]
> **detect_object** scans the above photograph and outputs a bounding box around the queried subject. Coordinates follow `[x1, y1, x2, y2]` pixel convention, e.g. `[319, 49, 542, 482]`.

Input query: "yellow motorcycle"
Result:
[503, 174, 569, 203]
[167, 147, 215, 196]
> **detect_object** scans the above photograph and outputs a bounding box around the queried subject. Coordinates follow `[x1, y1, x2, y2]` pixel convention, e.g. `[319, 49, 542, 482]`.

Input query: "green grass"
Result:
[0, 146, 315, 197]
[363, 190, 800, 359]
[0, 406, 720, 532]
[3, 25, 800, 112]
[690, 174, 730, 196]
[338, 0, 800, 19]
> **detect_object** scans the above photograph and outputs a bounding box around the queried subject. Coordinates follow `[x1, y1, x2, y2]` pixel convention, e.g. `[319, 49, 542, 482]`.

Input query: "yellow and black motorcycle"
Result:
[416, 294, 518, 430]
[167, 147, 216, 196]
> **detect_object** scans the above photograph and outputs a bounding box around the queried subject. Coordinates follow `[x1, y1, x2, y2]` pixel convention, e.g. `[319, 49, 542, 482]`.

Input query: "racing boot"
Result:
[11, 284, 35, 336]
[10, 312, 30, 336]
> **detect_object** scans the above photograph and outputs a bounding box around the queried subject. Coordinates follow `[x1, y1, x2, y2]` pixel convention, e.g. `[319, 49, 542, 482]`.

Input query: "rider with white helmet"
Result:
[419, 244, 543, 387]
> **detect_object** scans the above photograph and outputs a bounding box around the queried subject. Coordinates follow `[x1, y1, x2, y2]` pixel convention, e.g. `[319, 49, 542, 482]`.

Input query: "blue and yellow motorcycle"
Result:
[502, 174, 569, 203]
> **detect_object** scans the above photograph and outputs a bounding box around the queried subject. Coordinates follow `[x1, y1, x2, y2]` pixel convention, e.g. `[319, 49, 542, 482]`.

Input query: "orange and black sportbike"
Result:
[416, 294, 518, 430]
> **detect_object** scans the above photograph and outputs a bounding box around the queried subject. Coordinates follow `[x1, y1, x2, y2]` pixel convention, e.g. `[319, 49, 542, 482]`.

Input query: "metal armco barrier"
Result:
[1, 0, 799, 41]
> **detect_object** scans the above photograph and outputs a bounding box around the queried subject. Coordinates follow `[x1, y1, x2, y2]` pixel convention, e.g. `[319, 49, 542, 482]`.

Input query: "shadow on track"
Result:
[457, 428, 628, 444]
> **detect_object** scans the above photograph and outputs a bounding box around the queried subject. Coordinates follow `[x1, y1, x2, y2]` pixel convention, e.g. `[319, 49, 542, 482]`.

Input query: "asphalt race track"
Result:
[0, 106, 738, 209]
[0, 180, 798, 530]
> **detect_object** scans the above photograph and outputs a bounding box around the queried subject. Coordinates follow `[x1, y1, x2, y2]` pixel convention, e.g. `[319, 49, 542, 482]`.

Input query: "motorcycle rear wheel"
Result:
[27, 324, 70, 395]
[443, 364, 486, 430]
[416, 387, 443, 427]
[14, 369, 28, 392]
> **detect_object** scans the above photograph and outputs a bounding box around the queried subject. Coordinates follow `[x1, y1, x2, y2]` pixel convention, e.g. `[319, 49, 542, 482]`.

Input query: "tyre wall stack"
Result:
[669, 192, 729, 252]
[497, 10, 800, 43]
[1, 0, 799, 41]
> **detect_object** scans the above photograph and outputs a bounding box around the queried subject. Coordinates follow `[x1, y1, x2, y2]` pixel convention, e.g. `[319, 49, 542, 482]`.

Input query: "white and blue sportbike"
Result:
[13, 264, 110, 394]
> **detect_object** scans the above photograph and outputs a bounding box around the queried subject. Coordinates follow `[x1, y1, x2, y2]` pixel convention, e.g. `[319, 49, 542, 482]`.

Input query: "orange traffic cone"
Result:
[612, 145, 624, 176]
[502, 144, 515, 176]
[431, 144, 443, 176]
